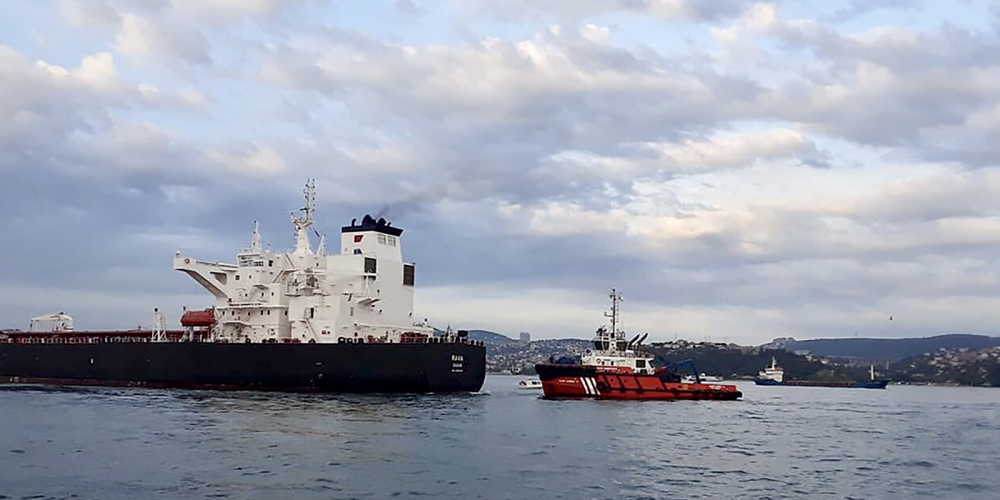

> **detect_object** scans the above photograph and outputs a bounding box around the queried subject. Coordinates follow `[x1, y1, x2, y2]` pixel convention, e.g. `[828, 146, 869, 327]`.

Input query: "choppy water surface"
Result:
[2, 377, 999, 500]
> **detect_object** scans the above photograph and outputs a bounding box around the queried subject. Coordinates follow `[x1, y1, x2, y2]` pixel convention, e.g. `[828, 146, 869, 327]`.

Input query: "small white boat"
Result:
[681, 373, 723, 384]
[518, 379, 543, 389]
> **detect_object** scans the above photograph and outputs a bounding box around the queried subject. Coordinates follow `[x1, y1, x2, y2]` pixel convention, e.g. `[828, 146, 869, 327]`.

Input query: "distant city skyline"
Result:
[3, 1, 1000, 344]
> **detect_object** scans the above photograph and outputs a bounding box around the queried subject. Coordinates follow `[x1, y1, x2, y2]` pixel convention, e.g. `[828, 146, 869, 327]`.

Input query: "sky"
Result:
[2, 0, 1000, 344]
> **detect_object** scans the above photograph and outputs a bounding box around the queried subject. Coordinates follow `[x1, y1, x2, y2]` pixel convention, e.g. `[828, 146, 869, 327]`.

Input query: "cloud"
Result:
[729, 3, 1000, 160]
[462, 0, 755, 23]
[206, 143, 289, 177]
[171, 0, 309, 23]
[643, 128, 822, 171]
[0, 47, 127, 159]
[5, 0, 1000, 343]
[114, 13, 211, 64]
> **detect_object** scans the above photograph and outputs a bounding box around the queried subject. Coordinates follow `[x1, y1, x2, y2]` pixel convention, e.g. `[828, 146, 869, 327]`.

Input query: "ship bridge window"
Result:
[387, 236, 396, 247]
[377, 234, 386, 244]
[636, 359, 646, 368]
[364, 257, 377, 274]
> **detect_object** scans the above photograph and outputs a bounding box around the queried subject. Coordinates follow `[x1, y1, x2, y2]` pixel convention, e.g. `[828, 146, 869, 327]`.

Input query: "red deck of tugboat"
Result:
[537, 365, 742, 401]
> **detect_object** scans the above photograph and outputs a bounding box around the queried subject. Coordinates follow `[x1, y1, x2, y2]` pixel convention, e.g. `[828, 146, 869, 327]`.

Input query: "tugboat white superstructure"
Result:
[0, 182, 486, 393]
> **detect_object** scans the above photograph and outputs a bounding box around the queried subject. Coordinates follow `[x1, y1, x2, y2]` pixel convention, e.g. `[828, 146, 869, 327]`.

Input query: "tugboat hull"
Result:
[535, 363, 742, 401]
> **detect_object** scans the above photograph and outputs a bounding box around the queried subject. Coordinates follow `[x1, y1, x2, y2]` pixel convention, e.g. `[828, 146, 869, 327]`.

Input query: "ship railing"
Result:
[395, 336, 483, 347]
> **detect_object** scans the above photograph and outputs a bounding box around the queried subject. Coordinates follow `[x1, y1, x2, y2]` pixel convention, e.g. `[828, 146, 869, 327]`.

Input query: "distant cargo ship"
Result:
[754, 357, 888, 389]
[753, 357, 785, 386]
[534, 290, 742, 401]
[0, 181, 486, 393]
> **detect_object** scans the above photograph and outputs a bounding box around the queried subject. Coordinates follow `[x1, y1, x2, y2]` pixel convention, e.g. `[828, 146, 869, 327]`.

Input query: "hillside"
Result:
[464, 329, 521, 346]
[890, 346, 1000, 386]
[780, 334, 1000, 362]
[649, 346, 875, 382]
[451, 329, 590, 374]
[452, 328, 1000, 384]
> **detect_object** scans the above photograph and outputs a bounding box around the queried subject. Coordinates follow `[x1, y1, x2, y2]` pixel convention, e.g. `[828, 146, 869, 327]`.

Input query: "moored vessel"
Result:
[754, 358, 888, 389]
[534, 290, 742, 401]
[518, 379, 543, 389]
[682, 373, 724, 384]
[0, 181, 486, 393]
[753, 357, 785, 385]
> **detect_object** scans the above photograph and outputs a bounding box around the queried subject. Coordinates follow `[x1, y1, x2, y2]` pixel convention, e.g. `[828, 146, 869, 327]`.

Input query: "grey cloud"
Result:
[394, 0, 427, 18]
[257, 28, 771, 211]
[7, 2, 1000, 342]
[462, 0, 755, 23]
[827, 0, 917, 23]
[749, 11, 1000, 163]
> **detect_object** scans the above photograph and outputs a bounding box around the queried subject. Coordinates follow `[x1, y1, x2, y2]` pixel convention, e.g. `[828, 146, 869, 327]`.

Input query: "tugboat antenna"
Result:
[604, 288, 622, 337]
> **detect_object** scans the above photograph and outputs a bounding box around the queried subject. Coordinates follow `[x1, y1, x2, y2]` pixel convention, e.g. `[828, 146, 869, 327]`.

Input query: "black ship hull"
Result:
[0, 342, 486, 393]
[753, 379, 889, 389]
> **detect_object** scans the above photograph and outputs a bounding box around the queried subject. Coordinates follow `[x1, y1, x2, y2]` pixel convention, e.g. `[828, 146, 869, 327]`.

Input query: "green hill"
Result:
[783, 334, 1000, 361]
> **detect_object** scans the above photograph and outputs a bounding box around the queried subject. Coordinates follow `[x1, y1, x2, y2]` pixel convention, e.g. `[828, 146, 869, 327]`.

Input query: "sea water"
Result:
[1, 377, 999, 499]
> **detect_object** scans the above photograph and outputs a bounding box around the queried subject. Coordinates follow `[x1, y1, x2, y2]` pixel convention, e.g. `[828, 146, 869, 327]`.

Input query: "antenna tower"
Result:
[291, 179, 316, 230]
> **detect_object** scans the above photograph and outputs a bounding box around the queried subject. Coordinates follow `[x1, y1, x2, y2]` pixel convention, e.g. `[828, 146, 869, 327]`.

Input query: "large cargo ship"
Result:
[0, 182, 486, 393]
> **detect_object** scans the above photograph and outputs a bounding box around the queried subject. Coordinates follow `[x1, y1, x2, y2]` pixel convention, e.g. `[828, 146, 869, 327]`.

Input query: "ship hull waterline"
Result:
[535, 364, 742, 401]
[0, 342, 486, 393]
[753, 379, 889, 389]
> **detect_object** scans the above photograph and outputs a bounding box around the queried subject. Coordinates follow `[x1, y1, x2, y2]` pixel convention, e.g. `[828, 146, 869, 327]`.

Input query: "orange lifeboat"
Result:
[180, 309, 215, 327]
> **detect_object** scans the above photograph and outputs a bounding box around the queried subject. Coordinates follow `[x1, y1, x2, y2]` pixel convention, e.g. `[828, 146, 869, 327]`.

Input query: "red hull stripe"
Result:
[541, 374, 741, 401]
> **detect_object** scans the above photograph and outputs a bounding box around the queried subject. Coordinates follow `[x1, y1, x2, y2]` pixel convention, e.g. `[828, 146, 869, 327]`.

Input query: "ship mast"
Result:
[291, 179, 316, 255]
[605, 288, 622, 339]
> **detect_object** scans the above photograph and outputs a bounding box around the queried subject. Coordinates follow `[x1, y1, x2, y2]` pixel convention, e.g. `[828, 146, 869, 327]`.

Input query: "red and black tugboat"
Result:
[534, 290, 742, 401]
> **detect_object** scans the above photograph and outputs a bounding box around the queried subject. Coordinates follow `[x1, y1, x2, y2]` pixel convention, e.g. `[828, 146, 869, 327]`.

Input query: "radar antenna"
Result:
[290, 179, 317, 255]
[291, 179, 316, 230]
[604, 288, 623, 338]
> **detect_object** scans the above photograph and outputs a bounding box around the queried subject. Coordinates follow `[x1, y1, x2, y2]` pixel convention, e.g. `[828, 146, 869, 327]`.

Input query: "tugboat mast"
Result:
[604, 288, 622, 338]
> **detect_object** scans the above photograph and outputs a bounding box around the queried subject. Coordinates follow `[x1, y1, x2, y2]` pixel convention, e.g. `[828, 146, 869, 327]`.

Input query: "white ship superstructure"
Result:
[758, 357, 785, 383]
[173, 181, 431, 344]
